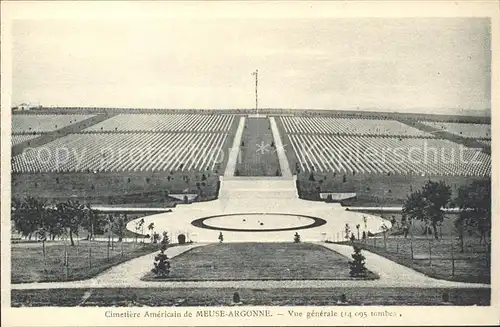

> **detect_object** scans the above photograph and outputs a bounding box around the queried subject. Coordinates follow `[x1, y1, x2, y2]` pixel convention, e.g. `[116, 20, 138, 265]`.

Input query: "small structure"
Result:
[320, 193, 356, 201]
[13, 103, 42, 111]
[177, 234, 186, 245]
[231, 292, 242, 305]
[169, 194, 198, 202]
[337, 293, 349, 305]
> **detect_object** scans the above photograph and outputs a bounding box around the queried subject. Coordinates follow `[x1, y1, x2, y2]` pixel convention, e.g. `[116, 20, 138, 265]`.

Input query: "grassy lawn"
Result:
[143, 243, 377, 281]
[235, 118, 281, 177]
[296, 172, 489, 207]
[341, 237, 490, 284]
[12, 171, 220, 206]
[11, 287, 490, 307]
[337, 212, 490, 283]
[364, 211, 486, 241]
[11, 241, 164, 283]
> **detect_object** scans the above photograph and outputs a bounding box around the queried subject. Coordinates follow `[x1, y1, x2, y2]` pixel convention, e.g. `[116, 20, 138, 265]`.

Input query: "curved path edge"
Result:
[12, 242, 489, 290]
[317, 242, 490, 288]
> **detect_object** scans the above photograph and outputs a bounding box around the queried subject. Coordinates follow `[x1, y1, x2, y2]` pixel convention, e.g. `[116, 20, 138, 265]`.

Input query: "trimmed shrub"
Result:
[349, 246, 367, 277]
[152, 244, 170, 278]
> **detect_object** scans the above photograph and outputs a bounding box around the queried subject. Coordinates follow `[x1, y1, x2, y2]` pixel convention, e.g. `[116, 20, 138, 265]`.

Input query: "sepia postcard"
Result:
[1, 1, 499, 326]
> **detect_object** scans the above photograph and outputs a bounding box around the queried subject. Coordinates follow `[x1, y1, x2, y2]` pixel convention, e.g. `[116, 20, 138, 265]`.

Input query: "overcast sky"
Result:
[12, 18, 490, 115]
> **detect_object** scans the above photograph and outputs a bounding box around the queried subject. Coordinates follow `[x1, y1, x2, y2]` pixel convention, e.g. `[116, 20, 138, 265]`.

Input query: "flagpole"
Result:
[252, 69, 258, 114]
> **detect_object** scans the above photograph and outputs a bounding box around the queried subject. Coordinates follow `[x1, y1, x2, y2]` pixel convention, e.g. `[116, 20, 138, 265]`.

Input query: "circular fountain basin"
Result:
[191, 213, 327, 232]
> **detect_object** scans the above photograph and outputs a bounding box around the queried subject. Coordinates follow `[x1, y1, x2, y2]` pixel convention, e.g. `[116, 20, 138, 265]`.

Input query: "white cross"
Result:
[255, 141, 270, 154]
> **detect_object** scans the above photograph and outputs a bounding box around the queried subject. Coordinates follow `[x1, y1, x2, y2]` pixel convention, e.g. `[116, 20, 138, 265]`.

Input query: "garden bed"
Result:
[142, 242, 378, 281]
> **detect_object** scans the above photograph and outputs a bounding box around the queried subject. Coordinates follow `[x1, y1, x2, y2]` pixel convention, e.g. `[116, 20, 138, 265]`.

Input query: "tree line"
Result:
[402, 179, 491, 250]
[11, 197, 130, 246]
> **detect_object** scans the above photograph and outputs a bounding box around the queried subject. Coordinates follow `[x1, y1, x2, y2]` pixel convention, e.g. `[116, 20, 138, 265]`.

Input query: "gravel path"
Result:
[11, 243, 489, 290]
[90, 244, 205, 286]
[269, 116, 292, 178]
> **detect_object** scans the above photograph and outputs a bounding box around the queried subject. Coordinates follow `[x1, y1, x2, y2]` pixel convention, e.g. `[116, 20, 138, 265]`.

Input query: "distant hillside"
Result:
[11, 106, 491, 124]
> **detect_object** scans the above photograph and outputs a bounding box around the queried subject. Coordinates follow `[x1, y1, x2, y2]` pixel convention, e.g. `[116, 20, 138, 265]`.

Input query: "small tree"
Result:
[454, 215, 466, 253]
[161, 231, 170, 244]
[390, 216, 397, 228]
[35, 227, 48, 258]
[138, 218, 145, 243]
[380, 223, 389, 250]
[218, 232, 224, 243]
[294, 232, 301, 243]
[344, 223, 351, 240]
[356, 224, 360, 240]
[147, 222, 155, 243]
[111, 214, 126, 242]
[152, 232, 160, 244]
[151, 244, 170, 278]
[134, 219, 144, 244]
[454, 180, 491, 248]
[349, 246, 367, 277]
[403, 223, 409, 238]
[402, 181, 451, 240]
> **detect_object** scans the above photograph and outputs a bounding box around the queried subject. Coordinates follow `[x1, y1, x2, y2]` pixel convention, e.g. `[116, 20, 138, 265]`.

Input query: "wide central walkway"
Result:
[224, 116, 292, 178]
[119, 114, 391, 242]
[113, 113, 391, 243]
